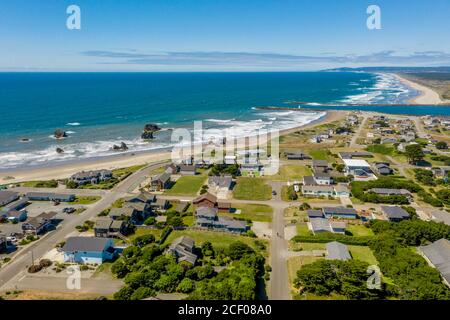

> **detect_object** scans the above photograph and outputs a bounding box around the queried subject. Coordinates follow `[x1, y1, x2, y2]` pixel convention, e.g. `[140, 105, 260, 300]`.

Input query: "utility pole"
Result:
[30, 250, 34, 266]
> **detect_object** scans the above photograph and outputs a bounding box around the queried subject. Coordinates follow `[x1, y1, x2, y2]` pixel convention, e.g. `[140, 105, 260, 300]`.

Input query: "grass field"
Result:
[164, 176, 206, 196]
[296, 223, 312, 236]
[69, 196, 101, 205]
[264, 165, 311, 181]
[21, 180, 58, 188]
[291, 242, 326, 251]
[346, 224, 375, 237]
[164, 230, 268, 255]
[366, 144, 395, 155]
[221, 204, 273, 222]
[348, 246, 378, 265]
[309, 149, 331, 161]
[233, 177, 272, 200]
[128, 228, 163, 242]
[287, 256, 321, 290]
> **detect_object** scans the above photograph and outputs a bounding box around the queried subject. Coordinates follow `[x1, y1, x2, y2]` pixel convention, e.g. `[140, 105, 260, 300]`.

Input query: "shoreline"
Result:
[0, 110, 346, 184]
[391, 73, 444, 105]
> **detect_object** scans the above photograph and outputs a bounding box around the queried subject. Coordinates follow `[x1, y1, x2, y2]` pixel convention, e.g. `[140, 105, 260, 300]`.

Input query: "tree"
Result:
[132, 234, 155, 247]
[435, 141, 448, 150]
[405, 144, 424, 164]
[227, 241, 254, 260]
[286, 186, 298, 200]
[201, 241, 214, 257]
[144, 216, 156, 225]
[177, 278, 196, 293]
[130, 287, 155, 300]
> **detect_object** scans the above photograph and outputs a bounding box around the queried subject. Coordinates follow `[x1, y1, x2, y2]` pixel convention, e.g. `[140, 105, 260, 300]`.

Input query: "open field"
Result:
[223, 204, 273, 222]
[264, 165, 311, 181]
[69, 196, 101, 205]
[164, 175, 206, 196]
[348, 246, 378, 265]
[346, 224, 375, 237]
[233, 177, 272, 200]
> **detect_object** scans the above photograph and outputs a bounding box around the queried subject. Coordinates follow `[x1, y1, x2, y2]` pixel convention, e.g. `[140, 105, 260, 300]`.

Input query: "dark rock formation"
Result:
[20, 138, 30, 142]
[54, 129, 67, 139]
[56, 147, 64, 154]
[141, 123, 161, 140]
[112, 142, 129, 151]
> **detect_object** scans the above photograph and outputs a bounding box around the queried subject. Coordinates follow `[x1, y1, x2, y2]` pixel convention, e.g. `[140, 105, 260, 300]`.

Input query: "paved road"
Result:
[0, 161, 169, 292]
[350, 114, 369, 148]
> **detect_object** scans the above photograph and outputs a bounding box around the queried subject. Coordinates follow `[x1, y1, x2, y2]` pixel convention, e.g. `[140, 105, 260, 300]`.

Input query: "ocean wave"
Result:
[66, 122, 81, 126]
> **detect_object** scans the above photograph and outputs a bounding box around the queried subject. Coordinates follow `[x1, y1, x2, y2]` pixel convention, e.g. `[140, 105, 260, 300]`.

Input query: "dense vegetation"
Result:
[413, 168, 436, 186]
[292, 233, 374, 246]
[350, 177, 422, 204]
[111, 240, 266, 300]
[209, 164, 240, 177]
[294, 259, 384, 299]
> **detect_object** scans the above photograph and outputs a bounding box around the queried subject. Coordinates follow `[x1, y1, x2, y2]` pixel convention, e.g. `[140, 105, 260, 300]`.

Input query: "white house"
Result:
[342, 159, 376, 181]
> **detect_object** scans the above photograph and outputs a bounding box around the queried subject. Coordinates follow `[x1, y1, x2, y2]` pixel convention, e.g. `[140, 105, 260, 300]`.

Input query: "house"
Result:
[307, 209, 324, 219]
[431, 167, 450, 178]
[175, 201, 190, 213]
[208, 176, 233, 193]
[240, 163, 264, 176]
[150, 171, 171, 191]
[217, 201, 232, 212]
[179, 164, 197, 176]
[323, 207, 358, 219]
[168, 236, 197, 265]
[302, 176, 317, 186]
[334, 184, 350, 197]
[418, 239, 450, 288]
[430, 210, 450, 226]
[62, 237, 115, 264]
[368, 188, 412, 200]
[284, 150, 311, 160]
[25, 192, 75, 202]
[381, 206, 410, 222]
[165, 163, 179, 174]
[374, 162, 393, 176]
[193, 193, 217, 208]
[301, 185, 335, 198]
[313, 173, 333, 185]
[339, 152, 373, 160]
[69, 169, 113, 186]
[124, 192, 155, 204]
[381, 138, 398, 144]
[22, 212, 57, 235]
[326, 241, 351, 261]
[312, 160, 329, 173]
[151, 198, 169, 211]
[94, 218, 126, 238]
[309, 218, 346, 235]
[309, 136, 322, 144]
[0, 234, 7, 253]
[108, 207, 141, 222]
[0, 190, 20, 206]
[342, 159, 375, 180]
[5, 210, 28, 223]
[330, 221, 347, 234]
[195, 207, 247, 233]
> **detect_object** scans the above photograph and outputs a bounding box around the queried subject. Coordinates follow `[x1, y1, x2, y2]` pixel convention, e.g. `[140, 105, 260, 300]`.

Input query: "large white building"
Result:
[342, 159, 376, 181]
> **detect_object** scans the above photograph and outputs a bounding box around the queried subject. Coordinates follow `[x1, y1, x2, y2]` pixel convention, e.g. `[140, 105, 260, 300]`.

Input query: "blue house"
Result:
[62, 237, 115, 264]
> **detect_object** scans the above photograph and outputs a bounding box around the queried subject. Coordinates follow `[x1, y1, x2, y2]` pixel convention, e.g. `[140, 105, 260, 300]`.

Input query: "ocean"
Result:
[0, 71, 442, 170]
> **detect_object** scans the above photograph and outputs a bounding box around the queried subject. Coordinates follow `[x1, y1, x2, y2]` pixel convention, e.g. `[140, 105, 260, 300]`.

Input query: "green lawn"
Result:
[164, 230, 268, 255]
[348, 246, 378, 265]
[222, 204, 273, 222]
[21, 180, 58, 188]
[164, 176, 206, 196]
[112, 164, 146, 177]
[265, 165, 311, 181]
[296, 223, 312, 236]
[366, 144, 395, 155]
[128, 228, 163, 242]
[233, 177, 272, 200]
[346, 224, 375, 237]
[309, 150, 331, 161]
[69, 196, 101, 205]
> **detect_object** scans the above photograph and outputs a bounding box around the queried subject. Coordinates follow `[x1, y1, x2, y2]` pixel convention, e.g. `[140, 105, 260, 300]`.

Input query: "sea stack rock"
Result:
[56, 147, 64, 154]
[141, 123, 161, 140]
[112, 142, 129, 151]
[54, 129, 67, 139]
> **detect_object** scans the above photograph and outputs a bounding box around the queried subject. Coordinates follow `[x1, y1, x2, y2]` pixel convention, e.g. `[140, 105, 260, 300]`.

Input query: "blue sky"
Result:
[1, 0, 450, 71]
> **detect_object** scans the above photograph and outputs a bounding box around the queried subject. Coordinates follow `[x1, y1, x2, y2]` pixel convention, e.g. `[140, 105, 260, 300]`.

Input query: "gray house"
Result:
[381, 206, 410, 222]
[326, 241, 351, 261]
[0, 190, 19, 206]
[69, 169, 113, 186]
[284, 150, 311, 160]
[26, 192, 75, 202]
[419, 239, 450, 288]
[195, 207, 247, 233]
[168, 236, 197, 265]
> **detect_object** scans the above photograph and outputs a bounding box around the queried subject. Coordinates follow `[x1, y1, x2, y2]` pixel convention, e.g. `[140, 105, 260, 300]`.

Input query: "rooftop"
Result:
[419, 239, 450, 285]
[326, 241, 351, 261]
[381, 206, 410, 220]
[62, 237, 112, 252]
[342, 159, 371, 167]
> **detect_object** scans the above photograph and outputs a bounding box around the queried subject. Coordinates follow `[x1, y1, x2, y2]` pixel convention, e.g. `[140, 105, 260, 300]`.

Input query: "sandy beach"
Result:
[392, 73, 444, 105]
[0, 110, 347, 184]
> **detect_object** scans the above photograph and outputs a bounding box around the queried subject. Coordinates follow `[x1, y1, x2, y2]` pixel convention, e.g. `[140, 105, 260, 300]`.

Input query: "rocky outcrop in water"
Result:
[112, 142, 129, 151]
[54, 129, 67, 139]
[56, 147, 64, 154]
[141, 123, 161, 140]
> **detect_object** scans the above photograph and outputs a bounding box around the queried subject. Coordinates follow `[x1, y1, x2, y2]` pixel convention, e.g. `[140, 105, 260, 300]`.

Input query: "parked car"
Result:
[272, 190, 277, 196]
[63, 207, 76, 214]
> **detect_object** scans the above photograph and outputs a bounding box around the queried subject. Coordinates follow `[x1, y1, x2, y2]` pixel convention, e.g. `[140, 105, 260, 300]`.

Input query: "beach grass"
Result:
[233, 177, 272, 200]
[164, 175, 206, 196]
[264, 165, 311, 181]
[21, 180, 58, 188]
